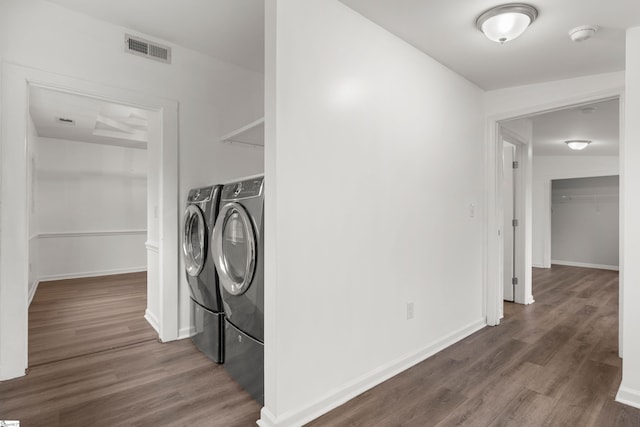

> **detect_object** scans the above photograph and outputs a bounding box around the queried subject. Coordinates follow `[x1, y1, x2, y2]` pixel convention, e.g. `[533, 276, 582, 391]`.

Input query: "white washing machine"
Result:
[211, 175, 264, 404]
[182, 185, 224, 363]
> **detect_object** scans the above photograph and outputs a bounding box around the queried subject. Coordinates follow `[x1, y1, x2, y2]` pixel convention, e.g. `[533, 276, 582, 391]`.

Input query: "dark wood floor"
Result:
[308, 266, 640, 426]
[3, 267, 639, 426]
[28, 273, 158, 367]
[0, 273, 261, 426]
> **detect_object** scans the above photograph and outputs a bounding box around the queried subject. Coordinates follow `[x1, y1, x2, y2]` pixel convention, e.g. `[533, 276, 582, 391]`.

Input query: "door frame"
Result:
[0, 62, 179, 380]
[484, 87, 625, 331]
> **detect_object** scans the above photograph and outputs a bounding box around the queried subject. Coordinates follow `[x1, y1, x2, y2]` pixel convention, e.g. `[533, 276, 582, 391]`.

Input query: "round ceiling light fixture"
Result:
[476, 3, 539, 43]
[565, 140, 592, 151]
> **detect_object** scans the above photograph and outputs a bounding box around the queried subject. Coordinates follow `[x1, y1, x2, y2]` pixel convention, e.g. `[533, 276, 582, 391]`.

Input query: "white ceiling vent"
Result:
[124, 34, 171, 64]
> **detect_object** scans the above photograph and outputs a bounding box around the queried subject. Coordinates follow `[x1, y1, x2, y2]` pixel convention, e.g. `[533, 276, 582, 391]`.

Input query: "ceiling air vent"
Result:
[124, 34, 171, 64]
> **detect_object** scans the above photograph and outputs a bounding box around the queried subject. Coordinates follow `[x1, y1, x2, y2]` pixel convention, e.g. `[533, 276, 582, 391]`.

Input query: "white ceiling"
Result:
[44, 0, 265, 73]
[30, 86, 151, 149]
[529, 98, 619, 156]
[39, 1, 624, 153]
[340, 0, 640, 90]
[43, 1, 640, 90]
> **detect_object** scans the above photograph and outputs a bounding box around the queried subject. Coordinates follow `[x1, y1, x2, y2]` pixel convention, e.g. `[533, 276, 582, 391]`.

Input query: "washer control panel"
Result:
[188, 186, 213, 203]
[222, 177, 264, 201]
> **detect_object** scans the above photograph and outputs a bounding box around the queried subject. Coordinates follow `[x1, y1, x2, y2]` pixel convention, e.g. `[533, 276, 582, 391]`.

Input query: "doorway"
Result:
[26, 86, 157, 366]
[491, 96, 621, 323]
[0, 63, 179, 380]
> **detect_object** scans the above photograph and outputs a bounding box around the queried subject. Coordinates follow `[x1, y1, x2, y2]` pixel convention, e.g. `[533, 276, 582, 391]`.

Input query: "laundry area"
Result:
[183, 175, 265, 404]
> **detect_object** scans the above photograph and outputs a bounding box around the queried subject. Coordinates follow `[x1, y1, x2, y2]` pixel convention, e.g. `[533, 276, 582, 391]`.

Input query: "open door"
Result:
[503, 141, 517, 302]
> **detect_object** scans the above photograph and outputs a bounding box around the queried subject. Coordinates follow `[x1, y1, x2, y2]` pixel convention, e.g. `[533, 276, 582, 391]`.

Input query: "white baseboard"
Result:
[616, 385, 640, 409]
[257, 318, 486, 427]
[145, 309, 160, 334]
[178, 326, 196, 340]
[28, 280, 40, 306]
[551, 260, 619, 271]
[525, 295, 535, 305]
[38, 266, 147, 282]
[532, 263, 546, 269]
[257, 407, 278, 427]
[0, 363, 26, 381]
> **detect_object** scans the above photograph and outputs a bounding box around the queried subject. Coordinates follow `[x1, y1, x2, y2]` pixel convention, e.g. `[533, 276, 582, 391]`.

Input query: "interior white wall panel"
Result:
[263, 1, 485, 424]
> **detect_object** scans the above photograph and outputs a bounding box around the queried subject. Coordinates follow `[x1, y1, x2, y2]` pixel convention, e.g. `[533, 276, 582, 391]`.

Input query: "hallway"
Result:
[309, 266, 640, 426]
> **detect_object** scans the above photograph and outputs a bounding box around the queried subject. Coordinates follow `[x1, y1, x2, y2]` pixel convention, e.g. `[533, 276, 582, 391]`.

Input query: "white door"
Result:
[503, 142, 516, 302]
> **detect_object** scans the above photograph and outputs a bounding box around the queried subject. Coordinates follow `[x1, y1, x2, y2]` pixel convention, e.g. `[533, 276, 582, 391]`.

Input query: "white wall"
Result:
[532, 156, 619, 267]
[263, 1, 485, 425]
[551, 176, 619, 269]
[617, 26, 640, 410]
[34, 137, 147, 280]
[0, 0, 264, 379]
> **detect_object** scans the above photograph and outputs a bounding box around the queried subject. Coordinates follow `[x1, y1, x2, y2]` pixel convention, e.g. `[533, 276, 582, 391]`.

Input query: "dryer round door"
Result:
[211, 202, 256, 295]
[183, 205, 207, 277]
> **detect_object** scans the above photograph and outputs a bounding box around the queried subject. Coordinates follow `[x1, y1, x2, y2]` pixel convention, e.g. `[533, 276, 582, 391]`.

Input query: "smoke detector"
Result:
[569, 25, 599, 42]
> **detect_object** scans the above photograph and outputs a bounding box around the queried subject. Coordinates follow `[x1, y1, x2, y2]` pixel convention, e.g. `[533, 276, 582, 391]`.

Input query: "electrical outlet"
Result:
[406, 302, 414, 320]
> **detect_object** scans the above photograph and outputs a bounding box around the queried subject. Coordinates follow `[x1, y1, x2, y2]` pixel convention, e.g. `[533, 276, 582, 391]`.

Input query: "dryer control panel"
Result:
[222, 177, 264, 201]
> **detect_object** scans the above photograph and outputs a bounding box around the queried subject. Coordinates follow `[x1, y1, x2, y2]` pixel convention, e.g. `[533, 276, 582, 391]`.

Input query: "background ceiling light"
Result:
[568, 25, 599, 42]
[565, 140, 591, 150]
[476, 3, 538, 43]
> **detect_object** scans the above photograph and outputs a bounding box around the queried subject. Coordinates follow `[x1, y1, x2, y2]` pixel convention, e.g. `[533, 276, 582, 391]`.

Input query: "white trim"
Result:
[38, 266, 147, 282]
[145, 241, 160, 253]
[257, 319, 486, 427]
[178, 325, 195, 340]
[145, 308, 160, 334]
[551, 260, 619, 271]
[257, 408, 278, 427]
[28, 280, 40, 306]
[37, 229, 146, 239]
[616, 385, 640, 410]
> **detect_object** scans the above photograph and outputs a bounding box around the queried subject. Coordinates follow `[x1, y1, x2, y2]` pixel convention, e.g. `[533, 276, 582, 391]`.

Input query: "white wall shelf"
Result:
[220, 117, 264, 147]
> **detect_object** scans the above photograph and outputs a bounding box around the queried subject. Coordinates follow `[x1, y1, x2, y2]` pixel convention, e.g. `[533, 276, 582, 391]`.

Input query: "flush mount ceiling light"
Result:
[565, 140, 591, 150]
[476, 3, 538, 43]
